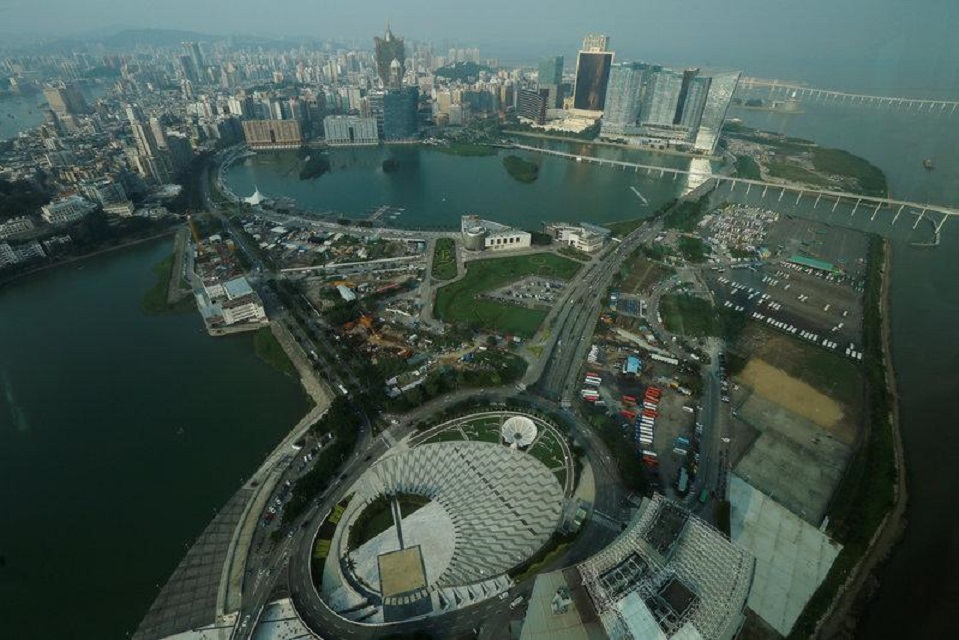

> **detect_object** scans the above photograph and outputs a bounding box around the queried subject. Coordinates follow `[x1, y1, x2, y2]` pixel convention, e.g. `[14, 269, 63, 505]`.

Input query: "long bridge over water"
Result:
[737, 77, 959, 113]
[512, 143, 956, 243]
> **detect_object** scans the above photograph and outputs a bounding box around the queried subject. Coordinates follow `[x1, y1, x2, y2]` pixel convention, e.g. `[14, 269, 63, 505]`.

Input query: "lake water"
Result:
[0, 239, 310, 639]
[223, 143, 697, 230]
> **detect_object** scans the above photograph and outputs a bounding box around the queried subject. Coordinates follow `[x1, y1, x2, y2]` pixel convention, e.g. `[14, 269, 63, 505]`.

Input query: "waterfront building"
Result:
[538, 55, 564, 108]
[241, 119, 303, 149]
[41, 195, 96, 225]
[517, 88, 550, 125]
[641, 67, 685, 126]
[693, 71, 742, 154]
[544, 222, 609, 253]
[573, 34, 613, 113]
[461, 215, 532, 252]
[601, 63, 648, 135]
[382, 87, 419, 141]
[679, 75, 711, 131]
[324, 115, 379, 145]
[0, 240, 45, 268]
[374, 26, 406, 89]
[42, 83, 89, 117]
[0, 216, 36, 239]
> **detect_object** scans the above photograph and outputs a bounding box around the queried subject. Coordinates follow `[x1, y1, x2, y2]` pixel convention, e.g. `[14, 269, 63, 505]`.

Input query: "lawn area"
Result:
[528, 429, 567, 469]
[811, 147, 887, 197]
[347, 495, 395, 551]
[766, 161, 833, 187]
[142, 253, 175, 314]
[660, 294, 717, 337]
[422, 429, 467, 445]
[734, 154, 762, 180]
[461, 416, 503, 443]
[253, 327, 297, 377]
[605, 218, 644, 237]
[435, 253, 581, 337]
[432, 238, 458, 280]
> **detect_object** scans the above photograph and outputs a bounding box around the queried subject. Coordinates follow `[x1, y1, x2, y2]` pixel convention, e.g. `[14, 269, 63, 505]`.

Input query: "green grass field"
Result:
[432, 238, 458, 280]
[434, 253, 581, 337]
[660, 294, 717, 337]
[253, 327, 297, 377]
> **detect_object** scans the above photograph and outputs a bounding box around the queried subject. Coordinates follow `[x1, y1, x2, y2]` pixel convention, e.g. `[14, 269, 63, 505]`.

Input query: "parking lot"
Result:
[483, 276, 566, 309]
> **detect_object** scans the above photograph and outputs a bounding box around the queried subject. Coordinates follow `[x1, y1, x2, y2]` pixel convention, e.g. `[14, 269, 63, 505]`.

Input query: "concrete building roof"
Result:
[729, 475, 841, 636]
[222, 277, 254, 300]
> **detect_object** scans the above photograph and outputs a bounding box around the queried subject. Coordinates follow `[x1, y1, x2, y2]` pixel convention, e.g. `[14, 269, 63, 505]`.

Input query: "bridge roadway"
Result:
[738, 76, 959, 112]
[512, 143, 957, 238]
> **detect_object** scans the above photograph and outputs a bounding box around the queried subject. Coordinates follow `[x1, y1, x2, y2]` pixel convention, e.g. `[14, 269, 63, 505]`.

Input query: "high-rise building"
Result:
[538, 56, 565, 109]
[382, 87, 419, 140]
[324, 115, 379, 145]
[517, 88, 549, 125]
[679, 75, 711, 131]
[183, 42, 204, 74]
[241, 120, 303, 149]
[601, 63, 648, 134]
[573, 35, 613, 112]
[374, 26, 406, 88]
[43, 83, 89, 118]
[641, 68, 684, 126]
[538, 56, 564, 87]
[673, 68, 700, 124]
[693, 71, 741, 153]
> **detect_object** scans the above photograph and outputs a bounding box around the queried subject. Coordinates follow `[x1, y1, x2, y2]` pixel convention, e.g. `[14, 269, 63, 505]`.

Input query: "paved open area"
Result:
[730, 475, 842, 637]
[733, 392, 850, 524]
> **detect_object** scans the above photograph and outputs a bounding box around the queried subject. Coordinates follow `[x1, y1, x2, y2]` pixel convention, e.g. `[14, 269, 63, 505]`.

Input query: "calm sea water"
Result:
[0, 239, 310, 639]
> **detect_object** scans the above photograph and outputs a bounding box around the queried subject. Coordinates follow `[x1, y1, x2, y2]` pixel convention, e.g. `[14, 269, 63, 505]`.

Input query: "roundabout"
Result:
[300, 410, 575, 627]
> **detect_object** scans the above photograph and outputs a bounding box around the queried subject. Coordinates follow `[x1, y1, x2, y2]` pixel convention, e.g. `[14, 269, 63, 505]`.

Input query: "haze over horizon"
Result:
[2, 0, 958, 85]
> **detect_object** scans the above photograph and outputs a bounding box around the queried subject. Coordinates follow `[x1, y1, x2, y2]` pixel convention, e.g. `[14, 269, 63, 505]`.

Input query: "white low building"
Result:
[545, 222, 610, 253]
[461, 215, 532, 252]
[0, 216, 35, 239]
[41, 195, 96, 225]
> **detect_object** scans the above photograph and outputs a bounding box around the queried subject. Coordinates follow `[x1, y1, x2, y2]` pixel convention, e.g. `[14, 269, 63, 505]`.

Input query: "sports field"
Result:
[434, 253, 581, 337]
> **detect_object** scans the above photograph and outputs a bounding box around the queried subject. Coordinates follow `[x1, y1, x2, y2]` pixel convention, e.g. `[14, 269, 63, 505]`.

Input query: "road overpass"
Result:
[737, 77, 959, 113]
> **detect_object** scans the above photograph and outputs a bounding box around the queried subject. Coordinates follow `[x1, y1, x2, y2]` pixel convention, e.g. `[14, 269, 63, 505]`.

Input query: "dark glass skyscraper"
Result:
[538, 56, 564, 87]
[383, 87, 419, 140]
[374, 26, 406, 88]
[573, 35, 613, 112]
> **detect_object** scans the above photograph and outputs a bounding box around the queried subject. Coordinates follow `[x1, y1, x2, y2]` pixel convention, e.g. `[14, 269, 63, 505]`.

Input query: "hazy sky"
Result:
[2, 0, 958, 85]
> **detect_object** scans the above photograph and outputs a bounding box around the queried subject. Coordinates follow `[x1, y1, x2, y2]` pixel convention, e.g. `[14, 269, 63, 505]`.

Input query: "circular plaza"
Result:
[311, 411, 574, 624]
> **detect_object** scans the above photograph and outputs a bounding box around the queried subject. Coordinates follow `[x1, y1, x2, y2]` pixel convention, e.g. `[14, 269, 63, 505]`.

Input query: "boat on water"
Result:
[923, 157, 935, 170]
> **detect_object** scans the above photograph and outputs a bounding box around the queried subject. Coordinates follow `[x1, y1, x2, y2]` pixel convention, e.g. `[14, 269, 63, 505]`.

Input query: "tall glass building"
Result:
[573, 34, 613, 112]
[374, 26, 406, 88]
[693, 71, 741, 153]
[641, 68, 684, 126]
[383, 86, 419, 140]
[601, 63, 648, 134]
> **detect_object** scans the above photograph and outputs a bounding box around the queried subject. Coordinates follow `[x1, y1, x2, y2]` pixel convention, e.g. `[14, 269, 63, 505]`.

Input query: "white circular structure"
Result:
[501, 416, 538, 448]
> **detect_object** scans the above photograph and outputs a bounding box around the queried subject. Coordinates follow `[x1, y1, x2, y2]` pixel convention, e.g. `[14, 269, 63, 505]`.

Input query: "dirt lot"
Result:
[734, 325, 862, 441]
[738, 360, 850, 441]
[622, 257, 671, 295]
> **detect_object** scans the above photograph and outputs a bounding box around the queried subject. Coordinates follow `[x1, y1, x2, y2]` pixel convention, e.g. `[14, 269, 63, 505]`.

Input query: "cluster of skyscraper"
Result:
[324, 26, 419, 145]
[523, 35, 740, 154]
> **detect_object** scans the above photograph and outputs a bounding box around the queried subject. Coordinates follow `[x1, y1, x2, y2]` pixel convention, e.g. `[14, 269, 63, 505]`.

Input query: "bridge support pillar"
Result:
[893, 204, 905, 225]
[729, 179, 736, 191]
[795, 191, 803, 205]
[831, 199, 840, 213]
[814, 194, 822, 209]
[778, 188, 785, 202]
[851, 198, 861, 216]
[762, 186, 768, 198]
[746, 183, 751, 195]
[871, 203, 882, 221]
[913, 209, 926, 230]
[934, 215, 948, 235]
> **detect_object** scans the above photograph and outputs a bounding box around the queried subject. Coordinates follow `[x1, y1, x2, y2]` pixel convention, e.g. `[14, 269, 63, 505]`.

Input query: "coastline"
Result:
[814, 238, 908, 637]
[0, 227, 179, 290]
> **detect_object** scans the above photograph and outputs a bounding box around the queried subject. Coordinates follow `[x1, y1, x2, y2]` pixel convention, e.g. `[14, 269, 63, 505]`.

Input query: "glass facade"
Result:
[573, 51, 613, 112]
